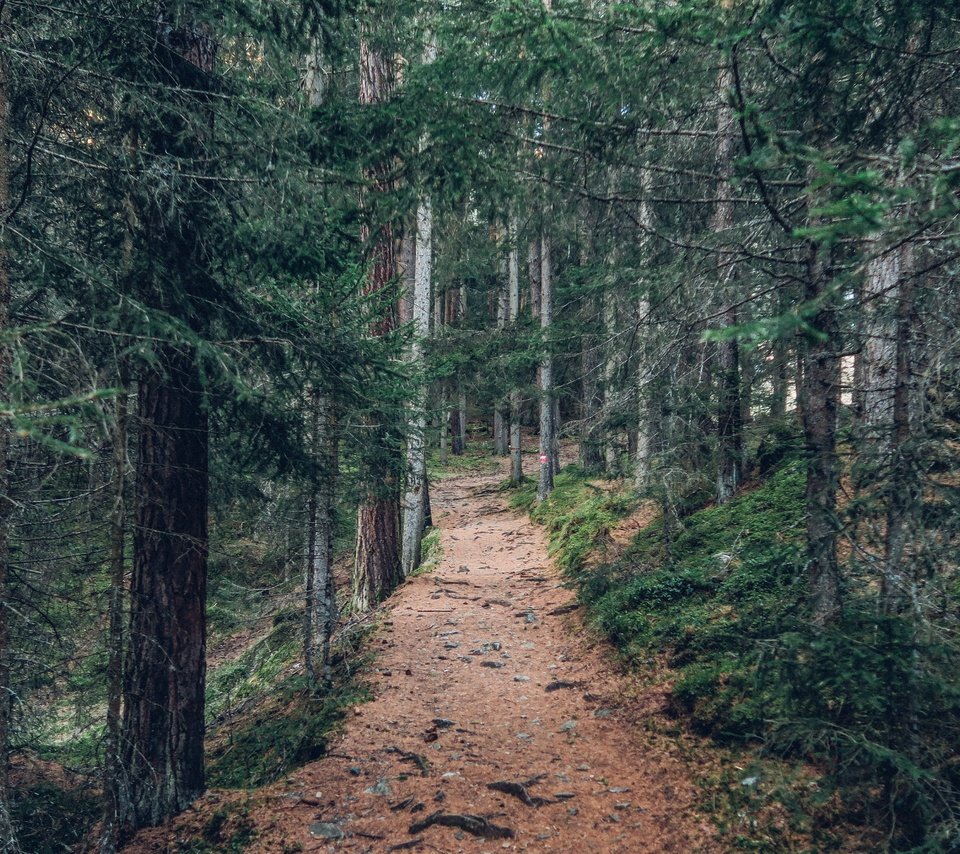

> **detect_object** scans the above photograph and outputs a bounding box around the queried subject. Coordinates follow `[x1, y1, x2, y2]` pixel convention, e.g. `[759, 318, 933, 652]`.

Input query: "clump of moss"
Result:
[581, 461, 807, 737]
[508, 466, 635, 574]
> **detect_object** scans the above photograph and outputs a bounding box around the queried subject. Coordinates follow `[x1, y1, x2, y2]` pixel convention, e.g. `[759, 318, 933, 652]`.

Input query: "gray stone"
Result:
[309, 822, 345, 840]
[365, 778, 391, 796]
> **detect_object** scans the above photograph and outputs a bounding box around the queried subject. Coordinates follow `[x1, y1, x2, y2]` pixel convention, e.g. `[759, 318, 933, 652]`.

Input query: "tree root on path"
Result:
[486, 779, 553, 807]
[386, 745, 431, 775]
[408, 812, 514, 839]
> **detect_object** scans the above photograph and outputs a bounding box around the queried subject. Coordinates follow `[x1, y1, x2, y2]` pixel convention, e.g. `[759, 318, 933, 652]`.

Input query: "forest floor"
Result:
[127, 450, 720, 853]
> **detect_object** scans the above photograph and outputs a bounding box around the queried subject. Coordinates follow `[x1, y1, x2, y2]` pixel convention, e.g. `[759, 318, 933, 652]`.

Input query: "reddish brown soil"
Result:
[126, 457, 719, 854]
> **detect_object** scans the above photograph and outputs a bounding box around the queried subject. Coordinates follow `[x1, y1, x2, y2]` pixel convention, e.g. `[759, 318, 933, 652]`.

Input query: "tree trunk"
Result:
[713, 65, 743, 505]
[882, 263, 917, 617]
[861, 247, 903, 434]
[402, 197, 433, 577]
[119, 11, 214, 836]
[602, 284, 620, 475]
[579, 291, 604, 473]
[353, 31, 401, 611]
[122, 349, 208, 831]
[493, 241, 509, 456]
[770, 337, 789, 418]
[799, 243, 842, 626]
[537, 235, 555, 501]
[304, 392, 338, 684]
[0, 8, 18, 844]
[100, 386, 128, 854]
[634, 169, 654, 492]
[508, 221, 524, 484]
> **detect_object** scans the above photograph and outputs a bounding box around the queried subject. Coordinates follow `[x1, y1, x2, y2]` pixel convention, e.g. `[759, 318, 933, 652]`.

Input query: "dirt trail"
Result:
[129, 459, 718, 853]
[223, 460, 716, 854]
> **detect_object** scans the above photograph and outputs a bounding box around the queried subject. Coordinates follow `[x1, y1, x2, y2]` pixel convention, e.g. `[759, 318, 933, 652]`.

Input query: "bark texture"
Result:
[0, 8, 18, 844]
[799, 244, 842, 626]
[537, 235, 555, 501]
[122, 348, 209, 830]
[713, 66, 743, 505]
[353, 31, 401, 610]
[401, 198, 433, 577]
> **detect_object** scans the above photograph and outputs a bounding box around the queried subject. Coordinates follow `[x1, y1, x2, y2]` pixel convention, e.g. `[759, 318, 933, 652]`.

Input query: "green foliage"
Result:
[581, 461, 807, 737]
[508, 466, 635, 575]
[206, 680, 366, 790]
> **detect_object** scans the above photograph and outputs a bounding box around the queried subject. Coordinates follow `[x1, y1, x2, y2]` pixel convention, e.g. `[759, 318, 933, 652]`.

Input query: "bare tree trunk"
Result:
[602, 284, 620, 475]
[353, 32, 401, 611]
[100, 385, 128, 854]
[770, 337, 789, 418]
[508, 220, 524, 484]
[713, 65, 743, 505]
[493, 238, 509, 456]
[861, 247, 903, 433]
[799, 243, 842, 626]
[301, 42, 338, 679]
[634, 169, 654, 491]
[537, 235, 555, 501]
[0, 9, 18, 845]
[402, 197, 433, 577]
[122, 349, 208, 830]
[304, 393, 338, 683]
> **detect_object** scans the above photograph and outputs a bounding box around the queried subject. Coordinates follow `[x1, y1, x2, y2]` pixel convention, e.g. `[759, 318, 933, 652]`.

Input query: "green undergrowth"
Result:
[206, 616, 372, 790]
[427, 441, 500, 479]
[583, 460, 807, 738]
[508, 466, 636, 574]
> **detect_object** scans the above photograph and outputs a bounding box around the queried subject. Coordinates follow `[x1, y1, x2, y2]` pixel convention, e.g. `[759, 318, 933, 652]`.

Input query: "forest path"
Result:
[248, 456, 716, 853]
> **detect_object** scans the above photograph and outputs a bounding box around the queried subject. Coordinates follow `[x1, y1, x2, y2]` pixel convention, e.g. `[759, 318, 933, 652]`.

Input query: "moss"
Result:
[508, 466, 636, 575]
[410, 526, 442, 577]
[207, 680, 368, 789]
[206, 611, 301, 719]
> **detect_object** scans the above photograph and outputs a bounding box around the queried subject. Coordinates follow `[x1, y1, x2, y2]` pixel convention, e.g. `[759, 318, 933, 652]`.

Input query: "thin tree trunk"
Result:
[402, 197, 432, 577]
[508, 220, 524, 484]
[770, 337, 789, 418]
[602, 284, 620, 475]
[493, 239, 509, 456]
[100, 385, 128, 854]
[537, 235, 555, 501]
[304, 393, 338, 683]
[634, 169, 654, 491]
[0, 7, 18, 844]
[713, 65, 743, 505]
[799, 243, 842, 626]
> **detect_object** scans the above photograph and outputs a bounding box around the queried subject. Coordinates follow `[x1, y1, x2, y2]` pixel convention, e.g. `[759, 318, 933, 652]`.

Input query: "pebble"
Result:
[593, 708, 613, 719]
[576, 763, 590, 771]
[559, 720, 577, 732]
[513, 675, 531, 682]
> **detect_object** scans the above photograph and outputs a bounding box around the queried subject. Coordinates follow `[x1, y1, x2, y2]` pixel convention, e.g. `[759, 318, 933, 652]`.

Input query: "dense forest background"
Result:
[1, 0, 959, 851]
